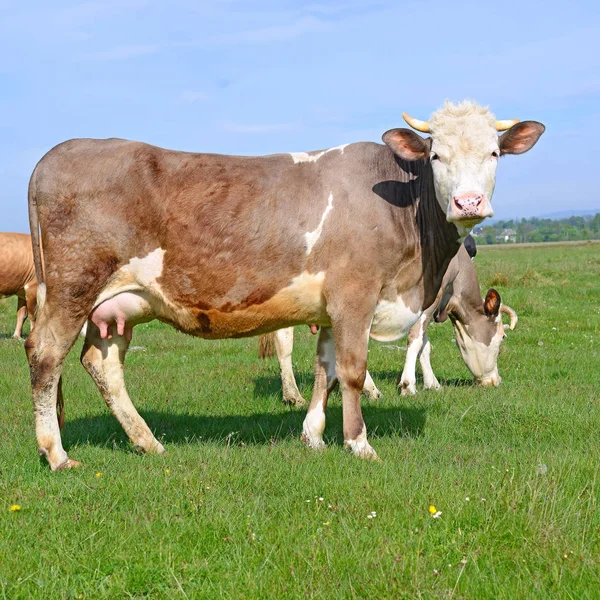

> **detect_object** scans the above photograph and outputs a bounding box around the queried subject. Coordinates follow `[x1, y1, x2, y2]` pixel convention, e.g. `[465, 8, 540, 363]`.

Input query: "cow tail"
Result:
[28, 173, 46, 315]
[258, 333, 276, 359]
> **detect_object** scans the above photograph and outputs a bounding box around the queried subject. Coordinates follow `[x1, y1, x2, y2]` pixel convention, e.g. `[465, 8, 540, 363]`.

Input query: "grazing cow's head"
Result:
[435, 288, 518, 386]
[382, 101, 545, 230]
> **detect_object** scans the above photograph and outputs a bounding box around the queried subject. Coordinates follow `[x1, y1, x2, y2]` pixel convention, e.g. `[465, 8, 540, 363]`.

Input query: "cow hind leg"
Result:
[274, 327, 306, 407]
[301, 327, 337, 449]
[13, 296, 27, 339]
[25, 309, 84, 470]
[80, 323, 165, 455]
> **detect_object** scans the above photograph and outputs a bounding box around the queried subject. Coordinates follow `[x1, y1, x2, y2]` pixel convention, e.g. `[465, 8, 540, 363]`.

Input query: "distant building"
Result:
[496, 228, 517, 243]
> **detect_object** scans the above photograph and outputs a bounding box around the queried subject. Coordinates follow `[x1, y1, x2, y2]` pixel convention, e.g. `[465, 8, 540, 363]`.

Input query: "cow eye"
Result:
[430, 152, 439, 162]
[491, 150, 499, 158]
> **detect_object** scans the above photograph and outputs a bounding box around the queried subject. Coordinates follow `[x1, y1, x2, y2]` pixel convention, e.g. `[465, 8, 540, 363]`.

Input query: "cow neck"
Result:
[394, 156, 462, 307]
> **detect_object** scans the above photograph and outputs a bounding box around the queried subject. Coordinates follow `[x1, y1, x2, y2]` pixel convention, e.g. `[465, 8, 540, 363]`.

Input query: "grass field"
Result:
[1, 242, 599, 599]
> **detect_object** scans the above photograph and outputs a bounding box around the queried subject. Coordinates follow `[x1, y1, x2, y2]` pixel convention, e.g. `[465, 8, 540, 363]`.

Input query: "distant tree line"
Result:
[472, 213, 600, 245]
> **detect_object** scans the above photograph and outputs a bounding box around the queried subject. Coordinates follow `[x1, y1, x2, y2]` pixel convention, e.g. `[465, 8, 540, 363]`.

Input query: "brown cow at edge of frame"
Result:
[0, 232, 37, 339]
[25, 100, 545, 470]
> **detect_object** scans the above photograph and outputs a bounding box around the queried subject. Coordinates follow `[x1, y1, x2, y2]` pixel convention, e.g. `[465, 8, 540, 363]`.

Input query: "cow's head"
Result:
[435, 288, 518, 386]
[382, 101, 545, 231]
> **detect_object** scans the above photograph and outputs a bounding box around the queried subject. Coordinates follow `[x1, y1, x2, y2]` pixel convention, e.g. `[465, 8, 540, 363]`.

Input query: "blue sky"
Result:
[1, 0, 599, 231]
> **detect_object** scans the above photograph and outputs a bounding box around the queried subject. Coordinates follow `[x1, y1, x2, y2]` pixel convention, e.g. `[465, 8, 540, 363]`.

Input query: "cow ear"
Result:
[483, 288, 501, 319]
[382, 128, 431, 161]
[499, 121, 545, 155]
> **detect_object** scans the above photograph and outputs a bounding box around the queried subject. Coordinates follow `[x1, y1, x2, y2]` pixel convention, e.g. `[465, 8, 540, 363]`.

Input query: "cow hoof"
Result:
[344, 439, 379, 460]
[363, 388, 383, 401]
[424, 381, 442, 391]
[399, 381, 417, 396]
[53, 458, 81, 471]
[283, 394, 307, 407]
[300, 432, 326, 450]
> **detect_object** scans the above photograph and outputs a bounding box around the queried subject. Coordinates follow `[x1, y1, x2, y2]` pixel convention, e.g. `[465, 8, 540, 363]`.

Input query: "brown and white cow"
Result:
[25, 100, 544, 470]
[0, 232, 37, 339]
[259, 239, 518, 403]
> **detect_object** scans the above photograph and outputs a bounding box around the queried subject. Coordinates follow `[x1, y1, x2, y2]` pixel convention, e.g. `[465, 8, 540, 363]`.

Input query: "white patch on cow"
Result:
[124, 248, 165, 287]
[290, 144, 349, 164]
[370, 296, 421, 342]
[93, 248, 165, 308]
[305, 193, 333, 255]
[285, 271, 327, 314]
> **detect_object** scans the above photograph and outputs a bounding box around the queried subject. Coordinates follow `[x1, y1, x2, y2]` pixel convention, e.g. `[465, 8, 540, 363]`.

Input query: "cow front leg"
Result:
[13, 296, 27, 339]
[81, 323, 165, 455]
[420, 335, 441, 390]
[333, 322, 378, 459]
[274, 327, 306, 406]
[301, 327, 337, 449]
[399, 316, 426, 396]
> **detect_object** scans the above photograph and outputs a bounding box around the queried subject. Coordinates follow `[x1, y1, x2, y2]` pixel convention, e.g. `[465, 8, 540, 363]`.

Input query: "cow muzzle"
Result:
[448, 192, 493, 225]
[476, 372, 501, 387]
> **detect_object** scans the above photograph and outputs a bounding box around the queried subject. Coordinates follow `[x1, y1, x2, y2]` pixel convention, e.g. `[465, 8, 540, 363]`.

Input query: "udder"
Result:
[89, 292, 153, 340]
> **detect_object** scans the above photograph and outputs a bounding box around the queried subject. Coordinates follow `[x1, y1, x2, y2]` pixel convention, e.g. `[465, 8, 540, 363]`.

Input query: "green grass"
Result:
[0, 242, 599, 599]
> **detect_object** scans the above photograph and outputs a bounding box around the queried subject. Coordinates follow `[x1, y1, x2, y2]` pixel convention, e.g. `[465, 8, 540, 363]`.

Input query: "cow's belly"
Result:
[91, 269, 330, 340]
[370, 296, 422, 342]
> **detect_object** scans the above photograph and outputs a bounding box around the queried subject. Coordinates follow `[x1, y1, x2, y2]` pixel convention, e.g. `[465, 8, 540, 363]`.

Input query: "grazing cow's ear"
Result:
[484, 288, 501, 319]
[382, 128, 431, 161]
[499, 121, 545, 155]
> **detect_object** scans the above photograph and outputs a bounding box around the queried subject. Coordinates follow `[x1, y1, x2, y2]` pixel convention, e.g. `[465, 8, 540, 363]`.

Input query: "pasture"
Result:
[1, 242, 599, 599]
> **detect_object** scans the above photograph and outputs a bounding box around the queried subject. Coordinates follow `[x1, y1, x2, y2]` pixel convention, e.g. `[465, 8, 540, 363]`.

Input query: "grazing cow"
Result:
[25, 100, 544, 470]
[397, 243, 518, 394]
[0, 232, 37, 339]
[259, 238, 517, 403]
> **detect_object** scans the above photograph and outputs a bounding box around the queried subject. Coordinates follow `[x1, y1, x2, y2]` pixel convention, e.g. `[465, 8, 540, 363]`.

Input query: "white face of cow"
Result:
[382, 101, 545, 232]
[428, 107, 500, 229]
[452, 317, 505, 387]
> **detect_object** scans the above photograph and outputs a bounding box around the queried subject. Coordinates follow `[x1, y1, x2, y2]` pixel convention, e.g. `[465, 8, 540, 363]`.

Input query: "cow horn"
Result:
[500, 305, 518, 330]
[402, 112, 430, 133]
[496, 119, 519, 132]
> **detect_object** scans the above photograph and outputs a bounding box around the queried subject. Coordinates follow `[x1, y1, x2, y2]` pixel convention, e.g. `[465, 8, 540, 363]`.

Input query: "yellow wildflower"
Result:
[95, 472, 103, 478]
[10, 505, 21, 511]
[428, 505, 437, 514]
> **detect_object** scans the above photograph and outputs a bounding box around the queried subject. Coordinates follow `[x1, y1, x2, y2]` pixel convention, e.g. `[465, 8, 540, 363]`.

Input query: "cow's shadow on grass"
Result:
[62, 401, 427, 452]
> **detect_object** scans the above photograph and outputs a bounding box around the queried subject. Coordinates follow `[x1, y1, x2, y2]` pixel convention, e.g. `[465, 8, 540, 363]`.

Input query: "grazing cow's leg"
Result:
[419, 334, 441, 391]
[362, 370, 382, 400]
[399, 316, 426, 396]
[274, 327, 306, 406]
[80, 322, 165, 455]
[25, 309, 84, 470]
[13, 297, 27, 339]
[301, 327, 337, 449]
